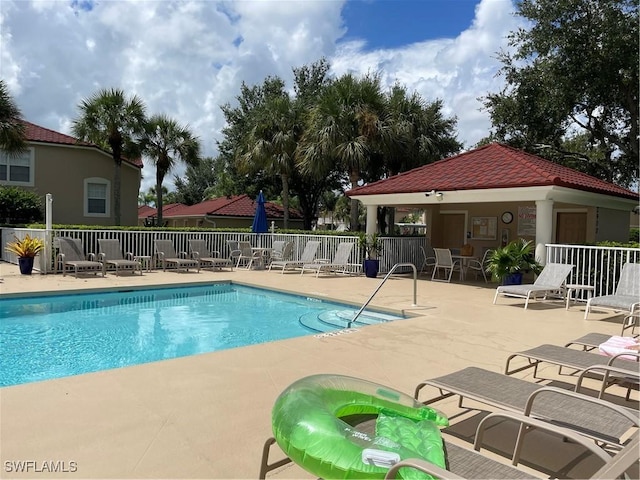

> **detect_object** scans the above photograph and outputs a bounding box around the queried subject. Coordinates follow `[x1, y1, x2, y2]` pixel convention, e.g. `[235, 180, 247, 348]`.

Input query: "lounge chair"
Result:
[431, 248, 462, 282]
[493, 263, 573, 309]
[269, 241, 320, 274]
[260, 409, 619, 480]
[385, 427, 639, 480]
[56, 237, 104, 277]
[97, 239, 142, 276]
[414, 366, 638, 449]
[154, 240, 200, 272]
[300, 242, 355, 277]
[188, 239, 233, 271]
[584, 263, 640, 320]
[235, 241, 264, 269]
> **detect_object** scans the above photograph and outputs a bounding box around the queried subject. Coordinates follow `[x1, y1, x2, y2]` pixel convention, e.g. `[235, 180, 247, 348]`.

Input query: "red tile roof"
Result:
[347, 143, 638, 201]
[23, 120, 143, 168]
[137, 203, 185, 218]
[151, 194, 302, 219]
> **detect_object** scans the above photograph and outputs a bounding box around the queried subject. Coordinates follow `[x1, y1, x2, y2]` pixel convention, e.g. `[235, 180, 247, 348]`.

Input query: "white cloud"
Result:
[0, 0, 523, 194]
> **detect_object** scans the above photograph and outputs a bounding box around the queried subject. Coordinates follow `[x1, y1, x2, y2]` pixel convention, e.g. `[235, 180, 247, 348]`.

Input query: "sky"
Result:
[0, 0, 525, 194]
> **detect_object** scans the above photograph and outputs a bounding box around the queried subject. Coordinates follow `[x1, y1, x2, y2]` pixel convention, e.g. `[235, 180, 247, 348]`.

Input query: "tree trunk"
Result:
[156, 174, 164, 227]
[113, 162, 121, 226]
[281, 173, 290, 229]
[349, 170, 360, 231]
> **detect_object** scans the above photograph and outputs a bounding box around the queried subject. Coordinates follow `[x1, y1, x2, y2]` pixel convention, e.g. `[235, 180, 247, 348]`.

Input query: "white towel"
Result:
[598, 336, 639, 361]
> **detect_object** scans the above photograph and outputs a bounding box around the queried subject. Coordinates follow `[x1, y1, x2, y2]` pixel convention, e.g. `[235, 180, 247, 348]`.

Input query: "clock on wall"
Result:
[501, 211, 514, 224]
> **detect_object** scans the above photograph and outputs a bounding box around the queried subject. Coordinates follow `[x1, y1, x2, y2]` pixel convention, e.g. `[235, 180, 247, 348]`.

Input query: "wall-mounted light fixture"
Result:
[425, 190, 444, 200]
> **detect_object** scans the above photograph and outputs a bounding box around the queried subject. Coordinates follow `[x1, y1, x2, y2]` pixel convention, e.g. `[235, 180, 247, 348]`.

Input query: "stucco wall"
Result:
[31, 144, 140, 226]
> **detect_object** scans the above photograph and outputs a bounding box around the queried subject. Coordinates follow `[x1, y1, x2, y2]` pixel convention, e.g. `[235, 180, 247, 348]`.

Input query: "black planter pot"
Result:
[18, 257, 35, 275]
[503, 272, 523, 285]
[363, 259, 380, 278]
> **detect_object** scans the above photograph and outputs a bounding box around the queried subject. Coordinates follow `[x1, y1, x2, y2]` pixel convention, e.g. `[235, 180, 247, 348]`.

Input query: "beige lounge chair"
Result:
[56, 237, 104, 277]
[189, 239, 233, 271]
[154, 240, 199, 272]
[584, 263, 640, 320]
[269, 241, 320, 274]
[493, 263, 573, 309]
[98, 239, 142, 275]
[385, 427, 639, 480]
[300, 242, 355, 277]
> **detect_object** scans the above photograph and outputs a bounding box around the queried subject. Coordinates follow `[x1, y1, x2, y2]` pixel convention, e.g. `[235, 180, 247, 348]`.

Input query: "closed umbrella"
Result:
[251, 190, 268, 234]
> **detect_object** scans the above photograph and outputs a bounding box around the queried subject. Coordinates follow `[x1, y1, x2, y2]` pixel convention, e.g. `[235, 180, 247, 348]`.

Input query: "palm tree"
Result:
[299, 73, 386, 231]
[241, 93, 298, 228]
[0, 80, 26, 153]
[72, 88, 146, 225]
[141, 114, 200, 226]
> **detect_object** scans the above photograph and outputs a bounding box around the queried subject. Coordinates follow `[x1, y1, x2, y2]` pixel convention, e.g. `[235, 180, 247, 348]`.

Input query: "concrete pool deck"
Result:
[0, 262, 636, 478]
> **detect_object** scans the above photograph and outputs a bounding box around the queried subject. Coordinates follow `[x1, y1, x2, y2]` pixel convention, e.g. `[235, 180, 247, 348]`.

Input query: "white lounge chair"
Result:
[584, 263, 640, 320]
[493, 263, 573, 309]
[189, 239, 233, 271]
[56, 237, 104, 277]
[97, 239, 142, 276]
[155, 240, 200, 272]
[269, 241, 320, 274]
[300, 242, 355, 277]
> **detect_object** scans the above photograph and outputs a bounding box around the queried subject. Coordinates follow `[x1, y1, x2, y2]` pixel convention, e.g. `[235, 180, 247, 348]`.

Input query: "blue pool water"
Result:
[0, 283, 403, 387]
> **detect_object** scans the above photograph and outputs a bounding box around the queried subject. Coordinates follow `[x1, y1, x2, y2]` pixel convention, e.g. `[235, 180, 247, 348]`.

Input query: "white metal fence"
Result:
[1, 227, 638, 299]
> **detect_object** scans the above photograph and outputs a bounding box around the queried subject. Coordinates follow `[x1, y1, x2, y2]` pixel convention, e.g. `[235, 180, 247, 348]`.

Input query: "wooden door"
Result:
[556, 212, 587, 244]
[441, 214, 466, 249]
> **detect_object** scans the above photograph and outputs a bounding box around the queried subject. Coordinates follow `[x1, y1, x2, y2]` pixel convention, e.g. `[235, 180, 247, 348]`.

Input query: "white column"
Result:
[535, 199, 554, 265]
[366, 204, 377, 235]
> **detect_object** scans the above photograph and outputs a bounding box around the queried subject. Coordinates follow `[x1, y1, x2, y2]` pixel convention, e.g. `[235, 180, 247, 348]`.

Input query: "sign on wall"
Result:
[471, 216, 497, 240]
[517, 206, 536, 236]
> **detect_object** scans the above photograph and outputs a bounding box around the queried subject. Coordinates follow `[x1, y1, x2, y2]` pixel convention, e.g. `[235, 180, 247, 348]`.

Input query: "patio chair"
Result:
[56, 237, 104, 277]
[226, 240, 242, 264]
[466, 248, 491, 282]
[414, 366, 639, 450]
[431, 248, 461, 282]
[269, 241, 320, 274]
[584, 263, 640, 320]
[493, 263, 573, 309]
[300, 242, 355, 277]
[269, 241, 293, 263]
[235, 241, 264, 269]
[97, 239, 142, 276]
[504, 343, 639, 400]
[154, 240, 200, 272]
[385, 427, 639, 480]
[260, 409, 619, 480]
[188, 239, 233, 271]
[420, 245, 436, 274]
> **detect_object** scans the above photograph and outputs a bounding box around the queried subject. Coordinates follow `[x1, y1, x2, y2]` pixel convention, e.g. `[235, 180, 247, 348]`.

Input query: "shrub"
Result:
[0, 187, 44, 224]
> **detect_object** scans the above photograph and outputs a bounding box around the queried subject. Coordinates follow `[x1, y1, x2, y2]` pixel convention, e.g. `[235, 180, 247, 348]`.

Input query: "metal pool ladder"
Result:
[347, 263, 417, 328]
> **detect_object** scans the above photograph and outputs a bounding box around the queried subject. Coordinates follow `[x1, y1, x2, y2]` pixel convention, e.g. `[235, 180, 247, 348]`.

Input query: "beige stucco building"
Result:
[0, 121, 141, 226]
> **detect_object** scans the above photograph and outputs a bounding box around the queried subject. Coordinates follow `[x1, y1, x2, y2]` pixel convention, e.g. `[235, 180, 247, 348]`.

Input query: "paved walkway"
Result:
[0, 263, 632, 478]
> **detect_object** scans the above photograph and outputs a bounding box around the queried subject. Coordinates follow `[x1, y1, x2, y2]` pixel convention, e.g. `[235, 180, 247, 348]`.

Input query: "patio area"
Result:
[0, 263, 635, 478]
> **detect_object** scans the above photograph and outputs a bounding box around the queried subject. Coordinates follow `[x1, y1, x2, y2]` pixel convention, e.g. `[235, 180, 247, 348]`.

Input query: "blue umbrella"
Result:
[251, 190, 268, 233]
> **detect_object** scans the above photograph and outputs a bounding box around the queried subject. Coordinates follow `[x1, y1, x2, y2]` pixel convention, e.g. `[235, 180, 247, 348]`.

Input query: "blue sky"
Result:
[342, 0, 480, 48]
[0, 0, 522, 193]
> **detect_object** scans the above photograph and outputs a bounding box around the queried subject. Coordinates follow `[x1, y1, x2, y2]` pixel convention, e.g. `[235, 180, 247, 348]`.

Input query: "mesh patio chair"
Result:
[98, 239, 142, 276]
[270, 241, 293, 263]
[235, 241, 264, 269]
[493, 263, 573, 309]
[420, 245, 436, 274]
[56, 237, 104, 277]
[300, 242, 355, 277]
[189, 239, 233, 271]
[431, 248, 462, 282]
[155, 239, 200, 272]
[269, 241, 320, 274]
[466, 248, 491, 282]
[584, 263, 640, 320]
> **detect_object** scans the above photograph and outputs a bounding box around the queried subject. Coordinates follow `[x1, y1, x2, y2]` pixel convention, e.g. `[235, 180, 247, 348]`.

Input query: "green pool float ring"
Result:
[271, 374, 449, 479]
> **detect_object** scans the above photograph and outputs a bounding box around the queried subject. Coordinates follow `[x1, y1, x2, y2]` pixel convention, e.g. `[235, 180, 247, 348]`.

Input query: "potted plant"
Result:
[359, 233, 383, 278]
[5, 234, 45, 275]
[485, 238, 542, 285]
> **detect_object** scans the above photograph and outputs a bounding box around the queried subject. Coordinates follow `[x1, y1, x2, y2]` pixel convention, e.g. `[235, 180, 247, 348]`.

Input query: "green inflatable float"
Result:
[271, 374, 449, 479]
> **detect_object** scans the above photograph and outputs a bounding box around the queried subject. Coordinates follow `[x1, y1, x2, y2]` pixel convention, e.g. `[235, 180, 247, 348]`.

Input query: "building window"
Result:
[0, 149, 34, 186]
[84, 178, 110, 217]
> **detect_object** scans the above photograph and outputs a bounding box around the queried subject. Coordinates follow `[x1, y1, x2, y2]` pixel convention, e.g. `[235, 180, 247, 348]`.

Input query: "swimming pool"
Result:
[0, 283, 404, 387]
